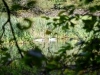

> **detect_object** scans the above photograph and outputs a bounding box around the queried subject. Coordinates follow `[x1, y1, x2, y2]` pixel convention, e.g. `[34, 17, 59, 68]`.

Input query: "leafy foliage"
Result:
[1, 0, 100, 75]
[16, 18, 32, 30]
[43, 2, 100, 74]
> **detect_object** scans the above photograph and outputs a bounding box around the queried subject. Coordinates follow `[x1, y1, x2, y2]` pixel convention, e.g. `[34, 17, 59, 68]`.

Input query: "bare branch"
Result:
[2, 0, 24, 58]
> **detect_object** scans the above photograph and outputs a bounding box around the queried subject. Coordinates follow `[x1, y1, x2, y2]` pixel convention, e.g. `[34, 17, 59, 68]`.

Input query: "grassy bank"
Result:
[0, 12, 88, 43]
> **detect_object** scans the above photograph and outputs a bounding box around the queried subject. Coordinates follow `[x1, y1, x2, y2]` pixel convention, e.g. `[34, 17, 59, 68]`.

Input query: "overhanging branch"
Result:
[2, 0, 23, 58]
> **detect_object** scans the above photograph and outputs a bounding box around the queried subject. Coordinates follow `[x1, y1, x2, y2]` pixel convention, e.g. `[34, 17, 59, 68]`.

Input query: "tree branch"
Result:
[2, 0, 23, 58]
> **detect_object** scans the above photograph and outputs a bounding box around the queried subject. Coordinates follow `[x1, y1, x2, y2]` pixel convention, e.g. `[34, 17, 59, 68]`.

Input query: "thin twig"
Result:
[0, 21, 8, 40]
[2, 0, 23, 58]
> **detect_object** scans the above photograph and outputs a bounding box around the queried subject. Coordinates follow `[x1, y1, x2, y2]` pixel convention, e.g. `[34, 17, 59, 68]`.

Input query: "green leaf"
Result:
[49, 60, 57, 65]
[0, 40, 4, 44]
[68, 8, 75, 15]
[11, 4, 22, 11]
[24, 18, 32, 28]
[59, 15, 67, 20]
[47, 22, 52, 25]
[83, 16, 97, 32]
[42, 16, 50, 20]
[53, 22, 58, 27]
[70, 22, 75, 27]
[95, 5, 100, 10]
[62, 23, 69, 30]
[58, 43, 73, 53]
[46, 30, 52, 35]
[89, 7, 96, 13]
[16, 23, 22, 29]
[1, 47, 8, 51]
[24, 48, 46, 67]
[66, 5, 75, 10]
[89, 5, 100, 12]
[66, 55, 71, 58]
[5, 53, 11, 57]
[27, 1, 36, 7]
[46, 62, 59, 70]
[16, 18, 32, 30]
[53, 18, 58, 21]
[58, 10, 66, 16]
[81, 15, 92, 20]
[84, 0, 93, 4]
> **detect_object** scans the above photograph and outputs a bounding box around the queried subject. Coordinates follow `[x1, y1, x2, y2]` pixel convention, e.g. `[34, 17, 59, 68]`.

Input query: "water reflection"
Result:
[2, 38, 83, 66]
[34, 39, 66, 57]
[6, 39, 66, 59]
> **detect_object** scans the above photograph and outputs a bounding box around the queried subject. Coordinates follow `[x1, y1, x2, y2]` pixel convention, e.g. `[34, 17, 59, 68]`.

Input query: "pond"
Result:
[34, 38, 66, 57]
[4, 37, 81, 66]
[33, 38, 81, 65]
[5, 38, 66, 59]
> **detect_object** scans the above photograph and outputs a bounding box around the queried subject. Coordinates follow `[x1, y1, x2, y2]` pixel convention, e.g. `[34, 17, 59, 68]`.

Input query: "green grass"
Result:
[0, 12, 88, 42]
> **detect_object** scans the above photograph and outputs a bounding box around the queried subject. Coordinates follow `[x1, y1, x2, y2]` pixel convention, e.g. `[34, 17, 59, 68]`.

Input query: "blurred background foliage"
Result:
[0, 0, 100, 17]
[0, 0, 100, 75]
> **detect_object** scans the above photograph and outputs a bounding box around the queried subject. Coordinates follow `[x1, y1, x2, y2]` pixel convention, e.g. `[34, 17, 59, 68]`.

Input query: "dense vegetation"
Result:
[0, 0, 100, 75]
